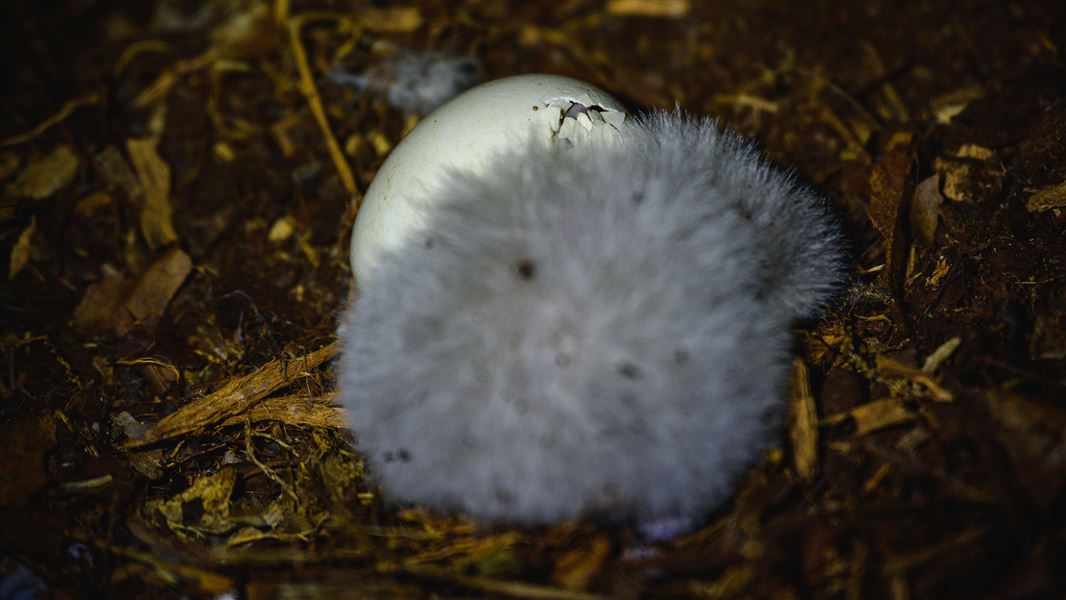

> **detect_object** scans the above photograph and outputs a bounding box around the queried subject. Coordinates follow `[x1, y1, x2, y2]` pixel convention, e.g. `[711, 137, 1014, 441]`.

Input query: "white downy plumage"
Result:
[337, 91, 846, 529]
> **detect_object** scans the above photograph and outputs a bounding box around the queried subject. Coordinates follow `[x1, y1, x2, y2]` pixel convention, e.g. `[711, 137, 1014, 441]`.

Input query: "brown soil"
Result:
[2, 1, 1065, 597]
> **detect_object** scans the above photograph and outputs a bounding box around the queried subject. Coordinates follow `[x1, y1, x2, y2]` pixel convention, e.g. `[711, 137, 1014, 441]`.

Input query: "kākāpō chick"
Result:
[337, 109, 846, 528]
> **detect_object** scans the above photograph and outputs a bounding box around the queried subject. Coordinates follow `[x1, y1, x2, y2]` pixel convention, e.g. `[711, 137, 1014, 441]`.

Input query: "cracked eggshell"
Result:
[350, 74, 627, 283]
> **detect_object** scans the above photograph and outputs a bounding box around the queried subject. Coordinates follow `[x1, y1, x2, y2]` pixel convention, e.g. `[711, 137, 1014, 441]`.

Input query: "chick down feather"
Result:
[338, 111, 846, 525]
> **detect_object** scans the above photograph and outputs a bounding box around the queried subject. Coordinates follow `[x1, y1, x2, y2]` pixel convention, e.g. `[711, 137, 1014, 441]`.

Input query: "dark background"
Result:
[2, 1, 1065, 597]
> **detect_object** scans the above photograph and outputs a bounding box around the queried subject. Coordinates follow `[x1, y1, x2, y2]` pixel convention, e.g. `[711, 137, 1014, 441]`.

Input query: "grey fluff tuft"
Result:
[338, 111, 846, 525]
[329, 52, 479, 114]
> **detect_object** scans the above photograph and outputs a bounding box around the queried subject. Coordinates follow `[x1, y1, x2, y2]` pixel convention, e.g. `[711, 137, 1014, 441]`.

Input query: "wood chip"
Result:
[921, 337, 961, 373]
[130, 342, 338, 446]
[825, 398, 914, 436]
[788, 358, 819, 481]
[7, 145, 79, 199]
[606, 0, 690, 18]
[268, 216, 296, 242]
[876, 355, 954, 402]
[218, 391, 345, 429]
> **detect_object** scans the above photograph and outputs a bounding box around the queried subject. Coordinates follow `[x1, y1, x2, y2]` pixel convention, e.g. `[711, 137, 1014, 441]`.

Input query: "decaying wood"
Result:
[130, 342, 337, 446]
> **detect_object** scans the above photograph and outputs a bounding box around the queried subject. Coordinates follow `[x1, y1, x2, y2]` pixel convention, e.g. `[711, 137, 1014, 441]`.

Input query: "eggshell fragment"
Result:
[350, 74, 627, 283]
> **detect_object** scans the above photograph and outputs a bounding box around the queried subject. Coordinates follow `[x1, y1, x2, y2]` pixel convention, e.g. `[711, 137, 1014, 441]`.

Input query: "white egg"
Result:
[350, 74, 628, 284]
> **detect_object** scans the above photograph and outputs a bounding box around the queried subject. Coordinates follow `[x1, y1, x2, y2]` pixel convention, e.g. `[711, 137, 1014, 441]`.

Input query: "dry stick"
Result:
[116, 356, 181, 382]
[130, 341, 338, 447]
[0, 91, 104, 148]
[782, 67, 880, 129]
[219, 391, 345, 429]
[132, 49, 218, 108]
[287, 14, 359, 198]
[788, 358, 819, 481]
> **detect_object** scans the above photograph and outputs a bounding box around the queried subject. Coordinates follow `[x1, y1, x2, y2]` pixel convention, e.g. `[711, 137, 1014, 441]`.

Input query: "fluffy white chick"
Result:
[337, 110, 845, 528]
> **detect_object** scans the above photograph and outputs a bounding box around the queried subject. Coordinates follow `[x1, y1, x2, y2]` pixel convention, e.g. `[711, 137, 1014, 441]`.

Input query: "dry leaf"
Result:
[117, 247, 193, 336]
[551, 536, 611, 591]
[71, 248, 192, 337]
[111, 411, 149, 440]
[8, 217, 36, 279]
[72, 267, 134, 335]
[867, 149, 913, 300]
[152, 468, 237, 534]
[935, 158, 974, 202]
[953, 144, 994, 161]
[1026, 180, 1066, 213]
[72, 191, 114, 218]
[925, 256, 950, 287]
[7, 145, 79, 199]
[933, 148, 1001, 205]
[930, 86, 983, 124]
[126, 138, 178, 248]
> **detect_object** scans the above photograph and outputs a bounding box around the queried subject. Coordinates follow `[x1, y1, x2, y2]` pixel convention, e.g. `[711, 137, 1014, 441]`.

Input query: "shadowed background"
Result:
[1, 0, 1065, 597]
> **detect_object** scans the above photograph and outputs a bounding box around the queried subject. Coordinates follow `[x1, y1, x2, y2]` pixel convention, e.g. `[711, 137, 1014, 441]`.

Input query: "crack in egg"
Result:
[540, 95, 626, 143]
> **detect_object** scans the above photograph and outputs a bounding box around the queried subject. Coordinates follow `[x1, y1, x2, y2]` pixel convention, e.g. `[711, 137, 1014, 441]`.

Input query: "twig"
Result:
[788, 358, 819, 480]
[245, 417, 300, 503]
[0, 91, 104, 148]
[130, 341, 337, 447]
[782, 67, 880, 129]
[287, 14, 359, 198]
[219, 391, 345, 429]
